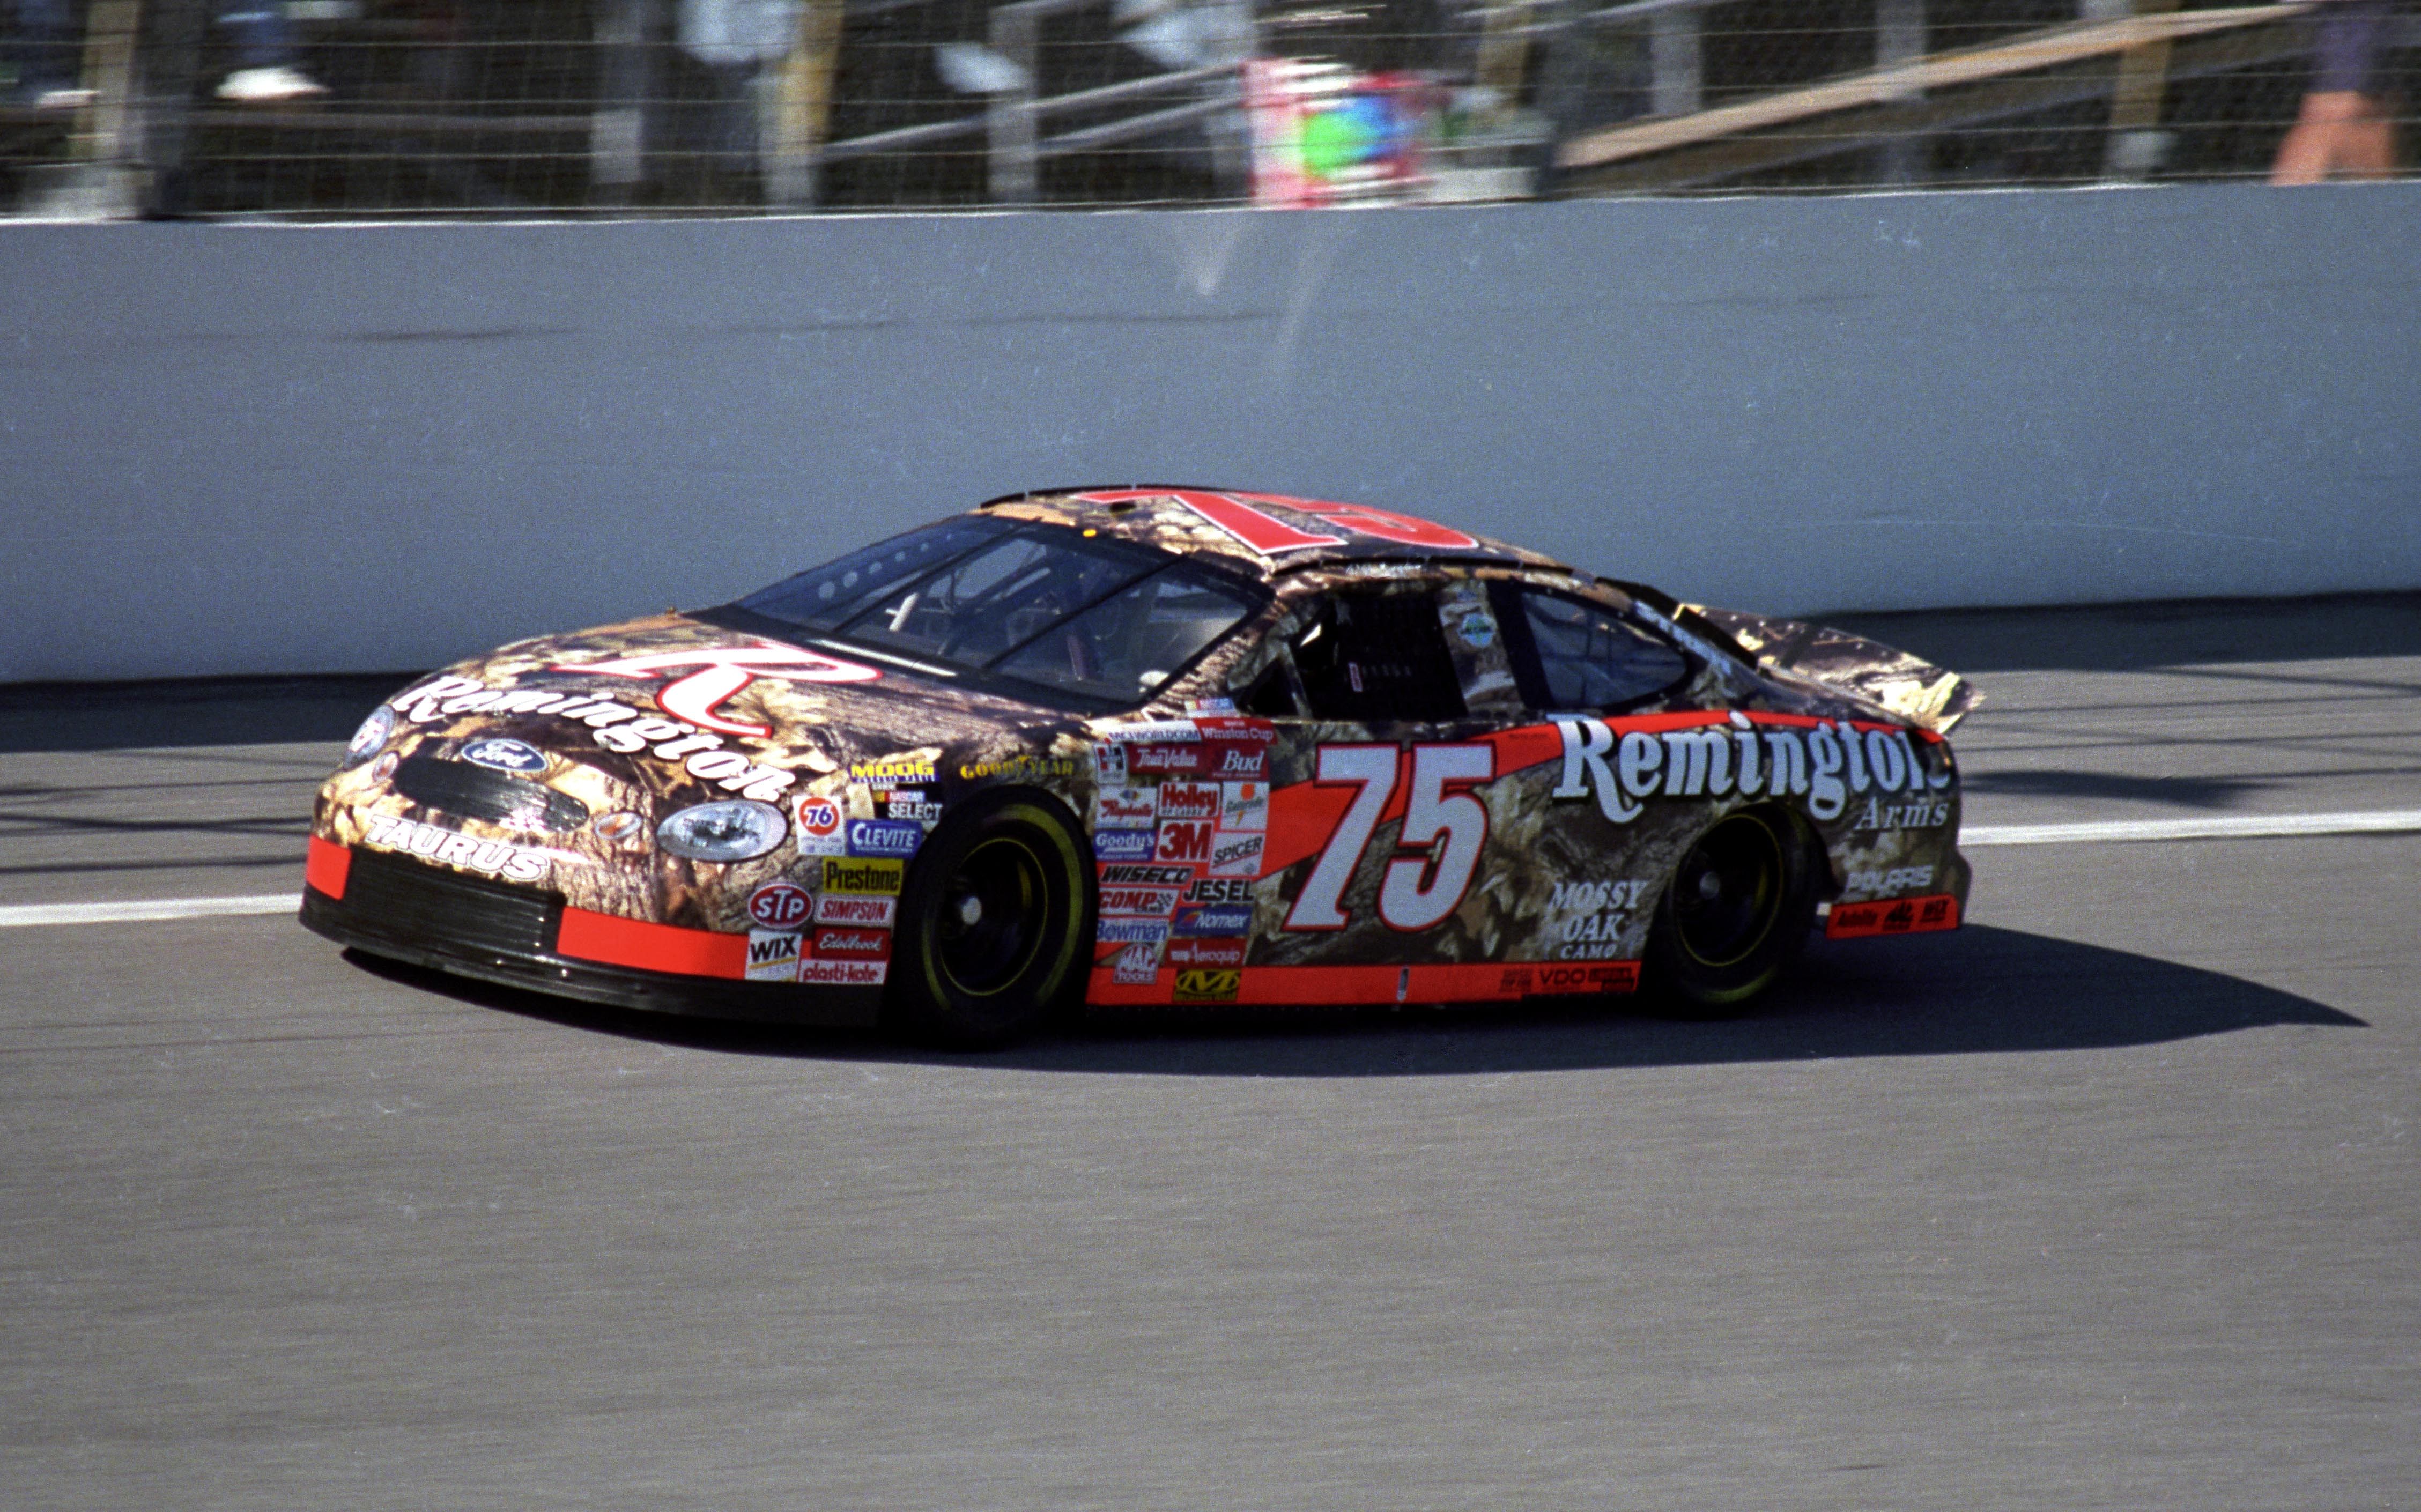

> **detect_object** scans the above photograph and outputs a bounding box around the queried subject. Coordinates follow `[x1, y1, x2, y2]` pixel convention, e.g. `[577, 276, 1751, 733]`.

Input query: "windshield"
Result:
[726, 517, 1262, 708]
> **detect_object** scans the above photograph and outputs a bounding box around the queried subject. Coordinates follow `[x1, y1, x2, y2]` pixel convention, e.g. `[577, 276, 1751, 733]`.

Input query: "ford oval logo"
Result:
[459, 738, 547, 774]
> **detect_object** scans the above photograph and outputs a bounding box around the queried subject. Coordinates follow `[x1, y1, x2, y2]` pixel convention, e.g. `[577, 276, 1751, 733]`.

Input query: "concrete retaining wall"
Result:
[4, 183, 2416, 683]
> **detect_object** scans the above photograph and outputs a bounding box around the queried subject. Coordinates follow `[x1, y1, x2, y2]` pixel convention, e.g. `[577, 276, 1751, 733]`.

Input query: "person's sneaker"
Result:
[216, 66, 327, 105]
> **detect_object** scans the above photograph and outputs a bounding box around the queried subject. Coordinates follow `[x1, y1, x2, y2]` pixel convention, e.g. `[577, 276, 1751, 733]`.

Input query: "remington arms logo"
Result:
[1551, 715, 1948, 824]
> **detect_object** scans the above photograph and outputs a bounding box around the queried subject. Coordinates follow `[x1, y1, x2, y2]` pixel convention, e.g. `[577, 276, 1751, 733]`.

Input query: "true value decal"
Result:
[387, 645, 877, 804]
[1550, 714, 1949, 825]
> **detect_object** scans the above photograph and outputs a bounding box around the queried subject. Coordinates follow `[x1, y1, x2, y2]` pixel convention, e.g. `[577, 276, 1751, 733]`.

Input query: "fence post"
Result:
[1648, 5, 1702, 118]
[1876, 0, 1926, 183]
[988, 3, 1041, 203]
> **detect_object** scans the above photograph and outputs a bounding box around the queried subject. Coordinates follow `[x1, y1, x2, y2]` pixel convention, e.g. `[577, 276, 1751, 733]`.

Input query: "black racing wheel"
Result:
[889, 791, 1092, 1048]
[1642, 806, 1819, 1019]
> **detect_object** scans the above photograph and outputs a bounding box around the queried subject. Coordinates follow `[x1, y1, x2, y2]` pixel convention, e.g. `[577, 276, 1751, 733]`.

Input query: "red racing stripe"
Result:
[305, 835, 352, 900]
[557, 908, 749, 979]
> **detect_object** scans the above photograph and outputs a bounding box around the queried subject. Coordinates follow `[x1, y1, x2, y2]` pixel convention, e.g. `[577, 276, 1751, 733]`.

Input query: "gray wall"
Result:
[4, 184, 2416, 684]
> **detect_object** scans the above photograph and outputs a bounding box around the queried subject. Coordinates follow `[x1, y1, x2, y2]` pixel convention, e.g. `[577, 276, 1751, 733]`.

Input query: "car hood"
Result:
[376, 613, 1086, 806]
[1689, 606, 1981, 733]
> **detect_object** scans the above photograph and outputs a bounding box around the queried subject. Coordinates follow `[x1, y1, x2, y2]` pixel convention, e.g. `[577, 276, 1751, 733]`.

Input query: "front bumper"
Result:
[300, 841, 883, 1027]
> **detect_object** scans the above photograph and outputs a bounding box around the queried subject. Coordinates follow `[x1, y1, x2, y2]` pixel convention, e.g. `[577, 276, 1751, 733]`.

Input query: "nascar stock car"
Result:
[302, 486, 1979, 1046]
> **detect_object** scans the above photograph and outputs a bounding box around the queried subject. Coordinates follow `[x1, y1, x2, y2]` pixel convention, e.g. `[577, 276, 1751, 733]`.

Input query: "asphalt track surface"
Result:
[3, 596, 2415, 1510]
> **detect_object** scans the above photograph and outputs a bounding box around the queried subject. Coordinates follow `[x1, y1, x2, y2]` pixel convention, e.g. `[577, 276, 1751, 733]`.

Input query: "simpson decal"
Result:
[813, 892, 897, 927]
[360, 814, 553, 883]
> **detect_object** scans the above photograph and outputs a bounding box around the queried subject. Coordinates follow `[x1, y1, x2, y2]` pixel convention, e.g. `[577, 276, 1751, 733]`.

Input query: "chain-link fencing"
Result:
[2, 0, 2410, 216]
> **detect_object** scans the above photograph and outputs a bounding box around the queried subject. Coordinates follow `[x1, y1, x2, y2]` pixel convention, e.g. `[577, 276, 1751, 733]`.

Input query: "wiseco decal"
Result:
[1826, 894, 1960, 939]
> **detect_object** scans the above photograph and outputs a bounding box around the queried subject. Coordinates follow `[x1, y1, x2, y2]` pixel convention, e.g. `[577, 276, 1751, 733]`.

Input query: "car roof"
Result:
[974, 485, 1569, 579]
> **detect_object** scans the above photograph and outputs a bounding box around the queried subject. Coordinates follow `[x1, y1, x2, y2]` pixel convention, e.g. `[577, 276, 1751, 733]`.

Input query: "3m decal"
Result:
[745, 929, 804, 982]
[747, 881, 813, 930]
[1826, 894, 1961, 939]
[814, 893, 897, 927]
[820, 857, 904, 895]
[556, 644, 879, 738]
[360, 814, 552, 883]
[792, 796, 847, 856]
[1157, 819, 1214, 864]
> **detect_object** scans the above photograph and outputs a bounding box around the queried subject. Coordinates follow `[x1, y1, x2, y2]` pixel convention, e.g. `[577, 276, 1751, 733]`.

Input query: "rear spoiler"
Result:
[1677, 603, 1982, 734]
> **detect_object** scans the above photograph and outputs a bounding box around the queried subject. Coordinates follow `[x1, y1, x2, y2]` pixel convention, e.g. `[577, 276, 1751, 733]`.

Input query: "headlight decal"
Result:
[656, 799, 789, 862]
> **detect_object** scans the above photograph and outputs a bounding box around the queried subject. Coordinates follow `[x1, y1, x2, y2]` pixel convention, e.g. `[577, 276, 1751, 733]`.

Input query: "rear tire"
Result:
[1642, 806, 1819, 1020]
[887, 791, 1092, 1048]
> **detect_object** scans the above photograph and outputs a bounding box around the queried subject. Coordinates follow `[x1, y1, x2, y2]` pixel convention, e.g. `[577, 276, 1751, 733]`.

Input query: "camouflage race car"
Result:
[302, 486, 1978, 1046]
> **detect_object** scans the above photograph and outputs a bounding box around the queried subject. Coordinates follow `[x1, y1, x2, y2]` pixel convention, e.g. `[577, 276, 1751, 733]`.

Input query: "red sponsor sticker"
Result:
[1129, 744, 1205, 774]
[812, 925, 894, 959]
[1826, 894, 1961, 939]
[1502, 961, 1642, 996]
[1156, 819, 1214, 863]
[1156, 781, 1219, 820]
[813, 893, 897, 927]
[1203, 742, 1268, 779]
[1167, 937, 1247, 969]
[1099, 885, 1181, 917]
[747, 882, 813, 930]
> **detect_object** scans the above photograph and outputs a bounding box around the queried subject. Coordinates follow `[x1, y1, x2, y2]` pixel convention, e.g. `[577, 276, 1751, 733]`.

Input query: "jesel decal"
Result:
[1552, 713, 1947, 825]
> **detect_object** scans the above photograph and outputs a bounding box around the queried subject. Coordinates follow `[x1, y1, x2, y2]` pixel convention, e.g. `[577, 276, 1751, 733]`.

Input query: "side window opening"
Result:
[1493, 581, 1692, 713]
[1292, 590, 1469, 723]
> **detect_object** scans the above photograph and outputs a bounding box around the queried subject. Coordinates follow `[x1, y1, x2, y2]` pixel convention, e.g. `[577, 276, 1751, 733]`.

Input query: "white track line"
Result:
[0, 894, 298, 929]
[2, 810, 2416, 929]
[1963, 809, 2421, 847]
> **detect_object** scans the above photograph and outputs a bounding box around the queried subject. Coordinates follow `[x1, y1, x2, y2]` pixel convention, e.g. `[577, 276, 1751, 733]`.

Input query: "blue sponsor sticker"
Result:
[1097, 917, 1171, 945]
[459, 737, 547, 774]
[1173, 903, 1253, 937]
[846, 818, 924, 859]
[1092, 828, 1156, 861]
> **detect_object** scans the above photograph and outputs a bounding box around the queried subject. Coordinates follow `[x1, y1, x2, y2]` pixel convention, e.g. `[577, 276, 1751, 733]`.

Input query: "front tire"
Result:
[887, 791, 1092, 1048]
[1642, 806, 1819, 1020]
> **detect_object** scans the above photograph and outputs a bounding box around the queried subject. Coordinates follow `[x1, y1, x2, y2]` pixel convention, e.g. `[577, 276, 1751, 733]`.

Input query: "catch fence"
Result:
[2, 0, 2411, 215]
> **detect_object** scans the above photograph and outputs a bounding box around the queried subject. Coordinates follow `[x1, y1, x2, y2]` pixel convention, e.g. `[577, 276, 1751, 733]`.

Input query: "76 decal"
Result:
[1284, 743, 1494, 933]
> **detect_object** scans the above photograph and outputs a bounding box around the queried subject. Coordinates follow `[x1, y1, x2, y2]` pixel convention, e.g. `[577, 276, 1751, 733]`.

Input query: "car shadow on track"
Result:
[345, 922, 2363, 1077]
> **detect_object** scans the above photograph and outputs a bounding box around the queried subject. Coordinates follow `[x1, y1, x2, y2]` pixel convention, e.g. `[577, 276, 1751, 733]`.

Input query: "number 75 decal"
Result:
[1284, 744, 1495, 933]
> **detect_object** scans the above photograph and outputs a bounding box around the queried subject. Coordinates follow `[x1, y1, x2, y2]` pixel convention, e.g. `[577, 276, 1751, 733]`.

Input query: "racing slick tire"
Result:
[1642, 805, 1820, 1020]
[886, 790, 1093, 1049]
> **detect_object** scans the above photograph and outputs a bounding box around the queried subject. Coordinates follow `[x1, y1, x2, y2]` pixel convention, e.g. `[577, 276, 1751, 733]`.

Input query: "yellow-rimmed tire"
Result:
[1642, 806, 1819, 1020]
[888, 791, 1092, 1048]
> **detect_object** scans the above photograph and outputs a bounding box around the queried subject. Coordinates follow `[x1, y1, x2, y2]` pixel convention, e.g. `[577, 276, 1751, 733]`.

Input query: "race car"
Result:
[301, 486, 1978, 1046]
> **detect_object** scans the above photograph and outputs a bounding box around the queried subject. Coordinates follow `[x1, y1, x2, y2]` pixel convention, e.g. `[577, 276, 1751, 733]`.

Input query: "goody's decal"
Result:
[847, 819, 924, 859]
[458, 737, 547, 774]
[747, 881, 813, 931]
[1093, 829, 1156, 861]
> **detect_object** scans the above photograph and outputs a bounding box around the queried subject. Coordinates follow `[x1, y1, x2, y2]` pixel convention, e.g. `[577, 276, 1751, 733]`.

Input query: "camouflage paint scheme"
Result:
[306, 486, 1976, 1020]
